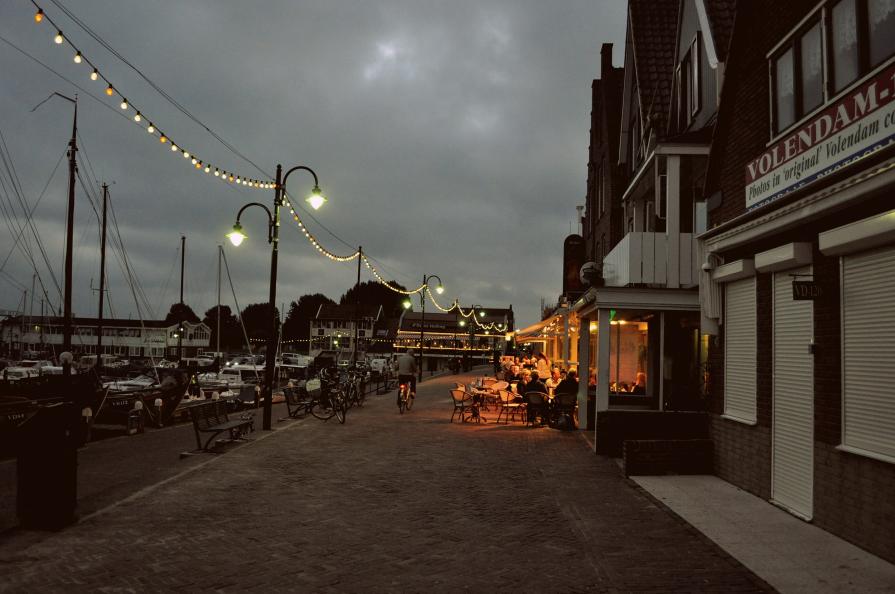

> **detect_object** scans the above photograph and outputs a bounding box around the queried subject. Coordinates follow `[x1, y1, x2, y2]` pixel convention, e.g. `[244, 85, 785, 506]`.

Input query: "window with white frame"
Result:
[674, 34, 702, 131]
[771, 1, 895, 134]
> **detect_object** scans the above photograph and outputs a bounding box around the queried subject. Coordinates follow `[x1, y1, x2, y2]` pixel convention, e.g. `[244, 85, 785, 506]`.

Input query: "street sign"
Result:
[792, 280, 822, 300]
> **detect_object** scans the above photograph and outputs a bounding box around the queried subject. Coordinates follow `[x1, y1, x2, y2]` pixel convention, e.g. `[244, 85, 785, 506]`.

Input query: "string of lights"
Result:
[29, 2, 275, 190]
[282, 196, 360, 262]
[27, 2, 511, 325]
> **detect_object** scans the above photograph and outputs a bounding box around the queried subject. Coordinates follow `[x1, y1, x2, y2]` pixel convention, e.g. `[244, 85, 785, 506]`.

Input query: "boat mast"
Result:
[177, 235, 184, 362]
[96, 183, 108, 369]
[62, 96, 78, 376]
[216, 245, 221, 358]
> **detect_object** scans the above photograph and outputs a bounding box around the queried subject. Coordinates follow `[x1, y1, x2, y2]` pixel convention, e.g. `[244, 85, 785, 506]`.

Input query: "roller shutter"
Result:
[772, 267, 813, 519]
[724, 278, 756, 423]
[842, 246, 895, 459]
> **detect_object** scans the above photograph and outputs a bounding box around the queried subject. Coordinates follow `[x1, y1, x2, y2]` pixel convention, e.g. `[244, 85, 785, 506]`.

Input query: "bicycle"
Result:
[310, 371, 347, 424]
[396, 380, 413, 414]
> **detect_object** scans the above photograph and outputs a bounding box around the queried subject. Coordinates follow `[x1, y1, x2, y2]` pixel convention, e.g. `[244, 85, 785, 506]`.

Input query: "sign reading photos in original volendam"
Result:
[745, 61, 895, 210]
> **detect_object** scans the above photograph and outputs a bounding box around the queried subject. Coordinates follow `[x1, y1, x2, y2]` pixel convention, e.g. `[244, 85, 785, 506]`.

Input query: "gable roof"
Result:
[628, 0, 680, 139]
[700, 0, 736, 63]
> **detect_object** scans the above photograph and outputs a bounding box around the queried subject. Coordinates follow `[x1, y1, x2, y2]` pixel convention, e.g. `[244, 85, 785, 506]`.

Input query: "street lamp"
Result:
[416, 274, 443, 382]
[227, 164, 325, 430]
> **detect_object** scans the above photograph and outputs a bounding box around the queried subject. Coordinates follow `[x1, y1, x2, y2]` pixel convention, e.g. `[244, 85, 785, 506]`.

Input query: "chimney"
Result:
[600, 43, 614, 78]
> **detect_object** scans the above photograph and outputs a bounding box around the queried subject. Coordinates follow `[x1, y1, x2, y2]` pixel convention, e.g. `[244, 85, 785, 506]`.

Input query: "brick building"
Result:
[699, 0, 895, 562]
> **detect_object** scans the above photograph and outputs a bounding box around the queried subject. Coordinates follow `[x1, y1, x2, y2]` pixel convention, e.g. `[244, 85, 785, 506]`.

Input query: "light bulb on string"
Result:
[195, 162, 201, 169]
[204, 165, 211, 173]
[171, 144, 178, 151]
[34, 8, 44, 22]
[191, 157, 197, 165]
[105, 85, 114, 96]
[159, 134, 167, 143]
[120, 99, 128, 110]
[54, 31, 63, 44]
[147, 123, 155, 134]
[73, 52, 82, 64]
[90, 69, 98, 81]
[183, 151, 190, 159]
[133, 112, 141, 122]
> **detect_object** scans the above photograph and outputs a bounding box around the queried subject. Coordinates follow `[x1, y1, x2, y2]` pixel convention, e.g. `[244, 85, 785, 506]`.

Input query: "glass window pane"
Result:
[832, 0, 860, 92]
[775, 48, 796, 132]
[800, 22, 823, 114]
[868, 0, 895, 67]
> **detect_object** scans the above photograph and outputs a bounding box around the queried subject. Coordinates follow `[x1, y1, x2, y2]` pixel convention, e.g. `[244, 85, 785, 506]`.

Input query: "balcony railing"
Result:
[602, 232, 698, 288]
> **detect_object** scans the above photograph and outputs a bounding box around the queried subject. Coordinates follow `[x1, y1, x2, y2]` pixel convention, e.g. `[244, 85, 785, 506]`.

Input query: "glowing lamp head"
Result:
[435, 284, 444, 294]
[402, 299, 412, 310]
[147, 123, 155, 133]
[54, 31, 63, 44]
[306, 186, 326, 210]
[459, 320, 466, 327]
[479, 311, 486, 317]
[73, 52, 82, 64]
[90, 69, 98, 81]
[227, 222, 246, 247]
[120, 99, 128, 110]
[105, 85, 114, 96]
[133, 112, 141, 122]
[35, 9, 44, 23]
[159, 134, 167, 143]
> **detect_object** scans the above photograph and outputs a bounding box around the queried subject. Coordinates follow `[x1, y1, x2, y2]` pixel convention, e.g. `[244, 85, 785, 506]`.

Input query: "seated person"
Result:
[555, 369, 578, 395]
[544, 367, 562, 391]
[514, 369, 531, 403]
[525, 371, 548, 395]
[631, 372, 646, 394]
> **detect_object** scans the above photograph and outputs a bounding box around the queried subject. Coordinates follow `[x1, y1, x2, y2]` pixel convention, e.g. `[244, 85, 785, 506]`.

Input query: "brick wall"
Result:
[815, 444, 895, 563]
[709, 416, 771, 499]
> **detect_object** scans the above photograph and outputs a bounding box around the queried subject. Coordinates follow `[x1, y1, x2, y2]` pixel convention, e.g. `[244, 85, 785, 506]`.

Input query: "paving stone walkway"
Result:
[0, 373, 773, 592]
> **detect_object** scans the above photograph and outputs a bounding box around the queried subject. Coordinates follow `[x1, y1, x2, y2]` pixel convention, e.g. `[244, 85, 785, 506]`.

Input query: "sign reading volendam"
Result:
[745, 61, 895, 210]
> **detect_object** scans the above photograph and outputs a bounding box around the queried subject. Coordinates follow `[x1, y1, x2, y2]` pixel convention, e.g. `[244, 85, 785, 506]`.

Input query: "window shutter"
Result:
[725, 277, 757, 422]
[842, 246, 895, 459]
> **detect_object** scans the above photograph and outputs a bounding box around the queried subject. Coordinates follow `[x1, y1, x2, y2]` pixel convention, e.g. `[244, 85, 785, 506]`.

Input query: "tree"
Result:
[339, 280, 408, 318]
[202, 305, 242, 352]
[283, 293, 335, 342]
[164, 303, 200, 325]
[240, 302, 280, 342]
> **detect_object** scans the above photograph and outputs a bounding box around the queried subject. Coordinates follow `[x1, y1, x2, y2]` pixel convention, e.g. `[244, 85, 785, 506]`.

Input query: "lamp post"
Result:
[228, 164, 326, 431]
[403, 274, 443, 382]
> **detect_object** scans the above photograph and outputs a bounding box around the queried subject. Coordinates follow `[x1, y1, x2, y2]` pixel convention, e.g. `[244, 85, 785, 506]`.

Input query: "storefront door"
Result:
[772, 266, 814, 519]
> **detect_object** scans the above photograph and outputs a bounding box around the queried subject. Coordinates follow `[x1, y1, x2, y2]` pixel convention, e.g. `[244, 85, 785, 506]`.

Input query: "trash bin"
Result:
[16, 402, 79, 530]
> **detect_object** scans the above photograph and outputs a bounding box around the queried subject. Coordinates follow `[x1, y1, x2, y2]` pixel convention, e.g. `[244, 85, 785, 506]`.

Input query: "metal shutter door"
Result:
[724, 278, 756, 422]
[773, 267, 813, 519]
[842, 247, 895, 459]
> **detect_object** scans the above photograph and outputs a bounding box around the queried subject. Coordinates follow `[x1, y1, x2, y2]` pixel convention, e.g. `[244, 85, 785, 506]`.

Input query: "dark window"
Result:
[772, 17, 823, 133]
[800, 22, 824, 113]
[832, 0, 860, 91]
[774, 47, 796, 131]
[869, 0, 895, 66]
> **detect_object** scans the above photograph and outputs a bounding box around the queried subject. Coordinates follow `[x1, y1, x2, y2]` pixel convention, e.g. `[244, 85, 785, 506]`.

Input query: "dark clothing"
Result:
[555, 377, 579, 395]
[524, 378, 548, 395]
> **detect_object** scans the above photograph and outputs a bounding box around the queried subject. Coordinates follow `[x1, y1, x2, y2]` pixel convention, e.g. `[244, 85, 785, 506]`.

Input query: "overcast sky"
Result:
[0, 0, 625, 329]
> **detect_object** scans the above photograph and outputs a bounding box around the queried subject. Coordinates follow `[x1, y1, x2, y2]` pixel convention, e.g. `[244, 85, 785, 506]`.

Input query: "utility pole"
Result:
[177, 235, 185, 361]
[353, 246, 362, 364]
[62, 96, 78, 376]
[95, 184, 108, 368]
[216, 245, 221, 359]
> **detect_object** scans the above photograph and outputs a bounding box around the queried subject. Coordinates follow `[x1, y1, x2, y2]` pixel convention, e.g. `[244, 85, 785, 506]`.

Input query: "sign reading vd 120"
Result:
[792, 280, 822, 300]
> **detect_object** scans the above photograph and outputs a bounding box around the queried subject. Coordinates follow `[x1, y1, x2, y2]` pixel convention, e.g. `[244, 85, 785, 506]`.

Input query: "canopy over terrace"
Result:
[513, 307, 579, 371]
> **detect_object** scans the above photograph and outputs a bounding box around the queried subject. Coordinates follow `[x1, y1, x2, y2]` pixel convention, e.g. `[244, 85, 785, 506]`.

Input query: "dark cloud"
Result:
[0, 0, 625, 327]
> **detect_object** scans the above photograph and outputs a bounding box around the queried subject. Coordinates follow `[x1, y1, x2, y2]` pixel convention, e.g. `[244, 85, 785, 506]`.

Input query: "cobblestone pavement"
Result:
[0, 373, 773, 592]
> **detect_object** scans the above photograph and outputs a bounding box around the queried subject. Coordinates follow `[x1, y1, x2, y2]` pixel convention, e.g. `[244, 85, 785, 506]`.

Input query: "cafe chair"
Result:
[450, 389, 479, 423]
[552, 392, 578, 427]
[523, 392, 549, 427]
[496, 389, 523, 424]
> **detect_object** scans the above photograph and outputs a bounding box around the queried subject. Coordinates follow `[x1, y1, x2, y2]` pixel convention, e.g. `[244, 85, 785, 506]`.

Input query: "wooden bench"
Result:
[184, 399, 254, 454]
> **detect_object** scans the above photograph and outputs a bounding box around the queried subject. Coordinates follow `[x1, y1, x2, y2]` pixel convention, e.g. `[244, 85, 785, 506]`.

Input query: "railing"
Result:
[602, 232, 698, 288]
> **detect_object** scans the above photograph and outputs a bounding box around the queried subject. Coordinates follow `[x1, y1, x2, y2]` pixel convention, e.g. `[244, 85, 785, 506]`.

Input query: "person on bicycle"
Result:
[396, 349, 417, 399]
